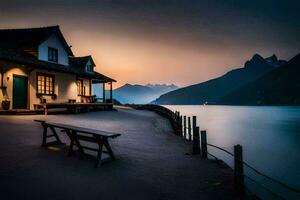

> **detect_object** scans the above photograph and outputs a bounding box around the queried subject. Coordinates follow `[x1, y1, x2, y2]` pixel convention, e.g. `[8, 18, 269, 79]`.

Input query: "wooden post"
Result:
[188, 117, 191, 141]
[192, 116, 197, 140]
[200, 130, 207, 158]
[1, 70, 4, 87]
[192, 127, 200, 154]
[234, 144, 244, 193]
[89, 79, 92, 96]
[183, 116, 187, 139]
[102, 82, 106, 103]
[179, 115, 183, 136]
[175, 111, 180, 135]
[110, 82, 113, 102]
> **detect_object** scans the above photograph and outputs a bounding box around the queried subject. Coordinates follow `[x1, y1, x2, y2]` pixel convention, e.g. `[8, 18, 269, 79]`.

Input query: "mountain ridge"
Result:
[219, 53, 300, 105]
[113, 83, 178, 104]
[153, 53, 287, 105]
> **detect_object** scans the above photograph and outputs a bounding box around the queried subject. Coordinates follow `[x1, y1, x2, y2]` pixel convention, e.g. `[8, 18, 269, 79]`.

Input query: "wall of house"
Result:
[29, 69, 77, 109]
[0, 64, 96, 110]
[0, 66, 28, 109]
[0, 72, 2, 104]
[38, 34, 69, 66]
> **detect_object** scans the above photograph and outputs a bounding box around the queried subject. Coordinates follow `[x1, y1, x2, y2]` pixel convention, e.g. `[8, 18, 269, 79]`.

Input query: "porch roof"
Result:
[0, 48, 116, 83]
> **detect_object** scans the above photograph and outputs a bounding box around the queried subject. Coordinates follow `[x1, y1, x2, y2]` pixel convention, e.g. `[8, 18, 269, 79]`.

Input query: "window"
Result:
[86, 64, 93, 72]
[37, 73, 54, 95]
[77, 79, 86, 96]
[48, 47, 58, 63]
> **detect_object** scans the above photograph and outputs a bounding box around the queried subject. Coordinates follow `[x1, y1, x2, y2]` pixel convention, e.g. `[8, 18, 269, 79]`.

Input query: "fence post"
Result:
[192, 127, 200, 154]
[183, 116, 187, 139]
[192, 116, 197, 140]
[200, 130, 207, 158]
[177, 112, 180, 126]
[179, 115, 183, 136]
[234, 144, 244, 193]
[188, 117, 191, 141]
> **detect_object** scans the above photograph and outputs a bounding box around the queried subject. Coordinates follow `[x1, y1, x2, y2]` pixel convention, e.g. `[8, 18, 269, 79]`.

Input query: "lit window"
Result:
[37, 73, 54, 95]
[77, 79, 86, 96]
[48, 47, 58, 63]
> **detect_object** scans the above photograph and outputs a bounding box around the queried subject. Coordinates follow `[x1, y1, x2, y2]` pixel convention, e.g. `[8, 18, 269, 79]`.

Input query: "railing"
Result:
[136, 104, 183, 136]
[138, 104, 300, 199]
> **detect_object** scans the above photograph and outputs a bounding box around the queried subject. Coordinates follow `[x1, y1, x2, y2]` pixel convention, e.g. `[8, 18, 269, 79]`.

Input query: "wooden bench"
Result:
[34, 120, 121, 167]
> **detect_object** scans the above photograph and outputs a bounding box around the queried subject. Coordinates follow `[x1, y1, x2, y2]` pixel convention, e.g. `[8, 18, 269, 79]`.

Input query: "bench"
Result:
[34, 120, 121, 167]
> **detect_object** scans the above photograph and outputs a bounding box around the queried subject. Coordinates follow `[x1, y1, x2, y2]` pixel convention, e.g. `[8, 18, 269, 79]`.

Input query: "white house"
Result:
[0, 26, 115, 111]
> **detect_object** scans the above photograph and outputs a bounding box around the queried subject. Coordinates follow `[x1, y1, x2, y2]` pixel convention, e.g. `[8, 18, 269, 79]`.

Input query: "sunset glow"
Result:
[0, 1, 299, 88]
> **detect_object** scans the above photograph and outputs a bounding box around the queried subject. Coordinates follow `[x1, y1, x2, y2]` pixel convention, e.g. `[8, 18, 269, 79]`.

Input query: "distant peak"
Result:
[244, 54, 266, 68]
[265, 54, 278, 62]
[251, 54, 264, 62]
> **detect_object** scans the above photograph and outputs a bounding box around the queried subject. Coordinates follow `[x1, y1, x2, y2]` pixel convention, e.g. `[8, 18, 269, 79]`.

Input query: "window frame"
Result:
[48, 47, 58, 63]
[86, 64, 93, 72]
[36, 72, 55, 96]
[77, 79, 86, 96]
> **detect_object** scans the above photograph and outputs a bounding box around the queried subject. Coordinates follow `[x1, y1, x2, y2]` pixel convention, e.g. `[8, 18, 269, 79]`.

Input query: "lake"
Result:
[165, 105, 300, 200]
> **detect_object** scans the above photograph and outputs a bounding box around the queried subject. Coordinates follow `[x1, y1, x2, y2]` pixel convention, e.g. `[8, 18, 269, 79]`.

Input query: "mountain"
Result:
[219, 54, 300, 105]
[153, 54, 286, 105]
[145, 84, 178, 93]
[113, 83, 178, 104]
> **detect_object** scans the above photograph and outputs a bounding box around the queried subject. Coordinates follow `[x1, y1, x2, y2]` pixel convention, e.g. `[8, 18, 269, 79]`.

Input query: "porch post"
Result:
[0, 70, 3, 87]
[102, 82, 106, 103]
[89, 79, 92, 96]
[110, 82, 113, 102]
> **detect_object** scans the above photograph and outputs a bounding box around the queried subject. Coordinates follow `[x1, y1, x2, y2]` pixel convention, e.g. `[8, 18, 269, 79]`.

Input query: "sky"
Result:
[0, 0, 299, 88]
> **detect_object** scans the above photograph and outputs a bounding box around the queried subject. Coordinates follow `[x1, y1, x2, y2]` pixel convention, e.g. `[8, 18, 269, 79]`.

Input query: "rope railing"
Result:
[207, 143, 234, 156]
[206, 143, 300, 194]
[208, 149, 287, 200]
[243, 174, 286, 200]
[135, 104, 300, 198]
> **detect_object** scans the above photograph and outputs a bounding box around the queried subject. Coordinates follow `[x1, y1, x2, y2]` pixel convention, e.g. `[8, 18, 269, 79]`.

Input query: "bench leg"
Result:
[103, 138, 115, 160]
[49, 126, 63, 144]
[67, 130, 75, 156]
[67, 130, 84, 156]
[42, 124, 48, 147]
[95, 139, 103, 168]
[73, 131, 84, 154]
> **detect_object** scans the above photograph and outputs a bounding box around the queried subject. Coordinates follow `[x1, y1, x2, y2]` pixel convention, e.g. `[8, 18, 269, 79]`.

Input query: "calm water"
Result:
[165, 105, 300, 200]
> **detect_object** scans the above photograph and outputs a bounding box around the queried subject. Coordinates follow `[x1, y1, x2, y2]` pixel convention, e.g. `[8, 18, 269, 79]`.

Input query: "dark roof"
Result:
[0, 26, 73, 56]
[69, 56, 96, 68]
[0, 48, 115, 82]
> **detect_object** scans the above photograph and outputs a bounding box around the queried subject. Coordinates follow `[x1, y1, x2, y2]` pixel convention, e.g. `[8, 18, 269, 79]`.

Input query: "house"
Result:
[0, 26, 115, 110]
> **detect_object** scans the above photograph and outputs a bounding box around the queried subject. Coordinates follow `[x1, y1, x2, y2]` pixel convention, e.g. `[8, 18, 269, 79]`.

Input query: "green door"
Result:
[13, 75, 28, 109]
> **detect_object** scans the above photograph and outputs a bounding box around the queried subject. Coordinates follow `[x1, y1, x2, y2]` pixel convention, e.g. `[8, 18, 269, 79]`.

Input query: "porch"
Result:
[0, 102, 114, 115]
[0, 59, 116, 112]
[34, 102, 114, 115]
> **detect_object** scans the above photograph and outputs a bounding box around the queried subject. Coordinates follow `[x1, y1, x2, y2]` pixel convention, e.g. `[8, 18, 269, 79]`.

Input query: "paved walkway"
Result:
[0, 107, 241, 200]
